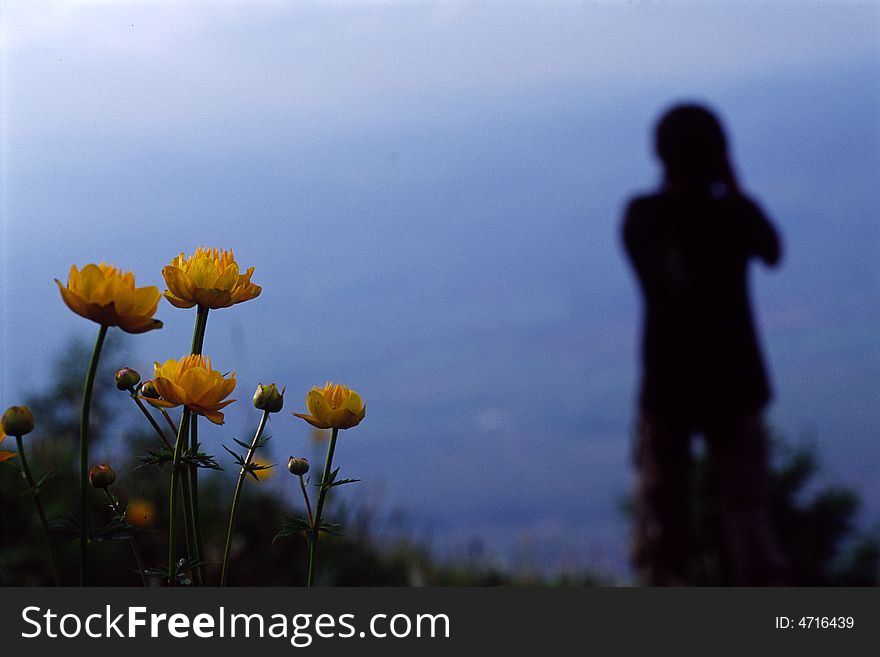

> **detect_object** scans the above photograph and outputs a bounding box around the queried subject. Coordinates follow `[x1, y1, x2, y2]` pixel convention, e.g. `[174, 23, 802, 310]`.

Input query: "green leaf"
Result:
[315, 467, 360, 489]
[222, 444, 247, 467]
[232, 437, 252, 450]
[273, 516, 313, 544]
[135, 448, 174, 470]
[91, 518, 134, 542]
[182, 447, 222, 471]
[318, 521, 344, 536]
[328, 478, 360, 488]
[244, 461, 275, 481]
[145, 557, 214, 585]
[34, 468, 57, 490]
[49, 515, 81, 541]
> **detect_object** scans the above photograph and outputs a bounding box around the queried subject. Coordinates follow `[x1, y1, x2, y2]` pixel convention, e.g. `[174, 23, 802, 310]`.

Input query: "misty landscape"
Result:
[2, 3, 878, 580]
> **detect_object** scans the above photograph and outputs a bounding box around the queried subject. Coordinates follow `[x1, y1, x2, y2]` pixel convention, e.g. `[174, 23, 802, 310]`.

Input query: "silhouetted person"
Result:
[622, 104, 789, 585]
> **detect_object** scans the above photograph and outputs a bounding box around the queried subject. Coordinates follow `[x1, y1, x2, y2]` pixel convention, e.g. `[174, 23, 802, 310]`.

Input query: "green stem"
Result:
[130, 393, 173, 449]
[220, 410, 270, 587]
[160, 409, 178, 436]
[188, 413, 204, 586]
[16, 435, 61, 586]
[307, 426, 339, 587]
[104, 489, 147, 586]
[299, 475, 314, 526]
[191, 305, 209, 354]
[80, 323, 108, 586]
[167, 407, 192, 585]
[188, 305, 209, 584]
[179, 461, 198, 582]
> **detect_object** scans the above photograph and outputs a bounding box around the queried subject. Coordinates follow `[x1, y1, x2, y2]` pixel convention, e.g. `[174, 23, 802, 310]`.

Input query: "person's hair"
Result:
[655, 104, 732, 187]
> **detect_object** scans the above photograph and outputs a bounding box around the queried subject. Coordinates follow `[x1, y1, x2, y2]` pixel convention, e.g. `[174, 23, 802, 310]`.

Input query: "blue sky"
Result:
[2, 2, 879, 578]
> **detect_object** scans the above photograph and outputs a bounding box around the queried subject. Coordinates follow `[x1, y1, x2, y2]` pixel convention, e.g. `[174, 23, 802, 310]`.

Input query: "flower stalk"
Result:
[299, 475, 314, 526]
[129, 394, 173, 450]
[16, 435, 61, 586]
[102, 488, 148, 586]
[308, 426, 339, 587]
[79, 324, 108, 586]
[220, 409, 270, 587]
[188, 304, 209, 585]
[161, 409, 178, 436]
[167, 407, 192, 585]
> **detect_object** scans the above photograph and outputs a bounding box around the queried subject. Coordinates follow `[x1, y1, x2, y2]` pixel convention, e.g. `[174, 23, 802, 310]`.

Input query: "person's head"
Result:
[655, 104, 732, 189]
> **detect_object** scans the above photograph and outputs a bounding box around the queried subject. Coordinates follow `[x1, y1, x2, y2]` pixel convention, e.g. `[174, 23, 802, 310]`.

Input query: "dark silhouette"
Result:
[622, 104, 788, 585]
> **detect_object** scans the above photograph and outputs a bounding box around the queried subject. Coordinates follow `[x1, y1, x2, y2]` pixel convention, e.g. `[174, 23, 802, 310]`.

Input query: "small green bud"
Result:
[287, 456, 310, 476]
[115, 367, 141, 390]
[253, 383, 285, 413]
[140, 380, 160, 399]
[88, 463, 116, 489]
[1, 405, 35, 436]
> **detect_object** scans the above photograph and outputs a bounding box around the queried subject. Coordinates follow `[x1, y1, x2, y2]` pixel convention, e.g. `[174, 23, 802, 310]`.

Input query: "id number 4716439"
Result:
[775, 616, 854, 629]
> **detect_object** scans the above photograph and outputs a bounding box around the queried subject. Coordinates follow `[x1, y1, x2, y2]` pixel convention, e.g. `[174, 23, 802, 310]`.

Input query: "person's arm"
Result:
[743, 198, 781, 267]
[622, 198, 654, 287]
[622, 200, 643, 268]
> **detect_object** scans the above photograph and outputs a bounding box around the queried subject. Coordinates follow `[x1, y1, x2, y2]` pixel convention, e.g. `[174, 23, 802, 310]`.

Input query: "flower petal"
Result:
[198, 410, 225, 424]
[155, 359, 178, 380]
[163, 264, 194, 295]
[141, 396, 177, 409]
[163, 291, 197, 309]
[194, 373, 236, 406]
[196, 398, 236, 413]
[154, 376, 189, 406]
[76, 264, 106, 303]
[214, 261, 239, 292]
[187, 256, 220, 289]
[292, 412, 331, 430]
[131, 285, 161, 316]
[178, 367, 215, 402]
[305, 389, 330, 422]
[118, 316, 163, 334]
[56, 280, 90, 319]
[193, 288, 232, 309]
[327, 407, 364, 430]
[344, 390, 364, 415]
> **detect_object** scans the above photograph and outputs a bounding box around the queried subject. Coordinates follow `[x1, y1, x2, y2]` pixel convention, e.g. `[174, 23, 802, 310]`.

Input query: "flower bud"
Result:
[115, 367, 141, 390]
[1, 405, 35, 436]
[253, 383, 285, 413]
[88, 463, 116, 489]
[287, 456, 310, 476]
[140, 379, 160, 399]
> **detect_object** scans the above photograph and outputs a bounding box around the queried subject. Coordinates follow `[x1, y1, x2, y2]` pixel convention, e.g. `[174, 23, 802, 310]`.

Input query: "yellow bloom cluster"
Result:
[55, 264, 163, 333]
[142, 354, 236, 424]
[163, 247, 261, 309]
[293, 382, 366, 430]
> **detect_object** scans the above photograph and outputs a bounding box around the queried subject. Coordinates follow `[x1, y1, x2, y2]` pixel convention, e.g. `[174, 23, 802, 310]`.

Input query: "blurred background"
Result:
[1, 2, 878, 584]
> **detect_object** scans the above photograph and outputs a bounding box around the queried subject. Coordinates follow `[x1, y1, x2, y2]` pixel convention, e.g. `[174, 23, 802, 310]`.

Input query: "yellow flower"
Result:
[251, 456, 275, 481]
[293, 382, 366, 430]
[162, 247, 262, 309]
[55, 263, 163, 333]
[0, 432, 17, 463]
[125, 498, 156, 528]
[142, 354, 236, 424]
